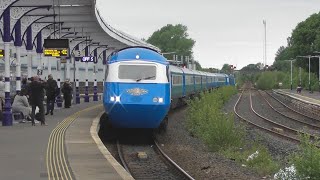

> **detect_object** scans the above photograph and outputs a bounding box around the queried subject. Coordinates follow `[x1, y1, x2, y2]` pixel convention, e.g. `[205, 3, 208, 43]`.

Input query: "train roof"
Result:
[108, 47, 168, 65]
[181, 68, 195, 75]
[169, 65, 184, 74]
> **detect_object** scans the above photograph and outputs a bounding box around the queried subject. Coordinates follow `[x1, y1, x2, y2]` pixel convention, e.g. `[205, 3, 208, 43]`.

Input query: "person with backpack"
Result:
[61, 79, 72, 108]
[45, 74, 58, 115]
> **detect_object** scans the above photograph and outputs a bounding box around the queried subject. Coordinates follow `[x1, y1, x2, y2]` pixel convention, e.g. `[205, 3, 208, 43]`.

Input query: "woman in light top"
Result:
[12, 89, 32, 120]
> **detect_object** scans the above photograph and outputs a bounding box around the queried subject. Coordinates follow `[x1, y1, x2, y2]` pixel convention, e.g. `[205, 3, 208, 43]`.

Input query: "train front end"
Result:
[103, 47, 171, 128]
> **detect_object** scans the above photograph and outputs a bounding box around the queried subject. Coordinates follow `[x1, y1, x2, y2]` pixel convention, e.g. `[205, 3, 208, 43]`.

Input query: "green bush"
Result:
[186, 86, 243, 151]
[255, 68, 319, 91]
[291, 135, 320, 179]
[246, 146, 279, 175]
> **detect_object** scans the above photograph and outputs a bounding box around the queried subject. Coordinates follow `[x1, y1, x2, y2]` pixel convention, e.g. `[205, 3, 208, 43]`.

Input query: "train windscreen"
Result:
[118, 65, 156, 81]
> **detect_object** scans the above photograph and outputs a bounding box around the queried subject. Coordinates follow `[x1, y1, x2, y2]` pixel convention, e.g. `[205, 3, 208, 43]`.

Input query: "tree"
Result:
[221, 64, 232, 74]
[146, 24, 197, 67]
[274, 12, 320, 75]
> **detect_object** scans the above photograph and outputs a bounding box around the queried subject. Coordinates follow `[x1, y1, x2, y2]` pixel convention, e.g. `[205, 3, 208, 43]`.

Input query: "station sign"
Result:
[81, 56, 97, 63]
[0, 49, 4, 57]
[44, 39, 69, 48]
[44, 48, 68, 57]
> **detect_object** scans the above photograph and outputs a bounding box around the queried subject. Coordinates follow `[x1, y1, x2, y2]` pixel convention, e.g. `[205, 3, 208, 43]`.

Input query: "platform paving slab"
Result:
[0, 101, 101, 180]
[279, 89, 320, 105]
[66, 106, 126, 180]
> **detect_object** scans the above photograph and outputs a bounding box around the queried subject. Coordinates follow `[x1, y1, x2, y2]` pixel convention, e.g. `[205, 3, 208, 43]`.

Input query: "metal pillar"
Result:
[66, 58, 70, 80]
[93, 49, 98, 101]
[84, 62, 89, 102]
[102, 50, 107, 92]
[318, 57, 320, 93]
[299, 67, 302, 85]
[74, 45, 80, 104]
[48, 57, 51, 75]
[84, 46, 89, 102]
[75, 57, 80, 104]
[3, 42, 12, 126]
[56, 60, 62, 107]
[27, 51, 32, 80]
[93, 75, 98, 101]
[290, 61, 293, 91]
[36, 32, 43, 79]
[16, 47, 21, 94]
[37, 53, 42, 77]
[26, 26, 33, 80]
[309, 56, 311, 91]
[2, 8, 12, 125]
[14, 19, 22, 95]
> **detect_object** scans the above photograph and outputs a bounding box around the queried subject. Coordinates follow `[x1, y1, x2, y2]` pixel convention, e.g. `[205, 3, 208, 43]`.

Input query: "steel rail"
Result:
[116, 140, 132, 175]
[233, 89, 300, 143]
[250, 90, 318, 140]
[269, 91, 320, 122]
[153, 138, 195, 180]
[259, 90, 320, 130]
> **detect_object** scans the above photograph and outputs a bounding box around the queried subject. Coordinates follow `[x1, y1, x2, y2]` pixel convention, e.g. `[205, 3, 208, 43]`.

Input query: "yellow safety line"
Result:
[46, 104, 103, 180]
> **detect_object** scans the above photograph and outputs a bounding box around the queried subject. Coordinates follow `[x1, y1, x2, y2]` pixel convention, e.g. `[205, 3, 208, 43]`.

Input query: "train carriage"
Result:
[103, 47, 171, 128]
[103, 46, 235, 129]
[181, 68, 195, 96]
[169, 65, 184, 99]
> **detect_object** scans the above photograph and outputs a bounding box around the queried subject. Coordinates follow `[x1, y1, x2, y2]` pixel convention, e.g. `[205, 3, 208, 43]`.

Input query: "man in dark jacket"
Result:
[61, 79, 72, 108]
[29, 76, 47, 126]
[45, 74, 58, 115]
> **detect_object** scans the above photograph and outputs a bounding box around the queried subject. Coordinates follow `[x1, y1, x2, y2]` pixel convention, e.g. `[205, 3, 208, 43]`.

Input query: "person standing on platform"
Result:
[29, 76, 47, 126]
[21, 77, 28, 91]
[45, 74, 58, 115]
[61, 79, 72, 108]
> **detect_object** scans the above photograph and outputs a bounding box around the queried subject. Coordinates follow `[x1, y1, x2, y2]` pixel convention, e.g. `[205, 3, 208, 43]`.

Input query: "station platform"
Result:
[0, 101, 132, 180]
[274, 89, 320, 106]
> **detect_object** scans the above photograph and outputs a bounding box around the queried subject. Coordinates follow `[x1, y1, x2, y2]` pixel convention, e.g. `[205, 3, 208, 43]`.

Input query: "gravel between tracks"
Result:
[156, 92, 299, 180]
[102, 91, 301, 179]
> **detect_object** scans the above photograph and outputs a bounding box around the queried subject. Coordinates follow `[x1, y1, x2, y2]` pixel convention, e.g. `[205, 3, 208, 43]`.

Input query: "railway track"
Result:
[259, 90, 320, 131]
[116, 137, 194, 180]
[268, 91, 320, 122]
[234, 88, 320, 145]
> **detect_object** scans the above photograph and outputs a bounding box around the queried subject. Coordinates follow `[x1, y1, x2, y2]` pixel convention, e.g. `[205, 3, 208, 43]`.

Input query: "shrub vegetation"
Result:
[186, 86, 279, 176]
[186, 86, 243, 151]
[291, 135, 320, 180]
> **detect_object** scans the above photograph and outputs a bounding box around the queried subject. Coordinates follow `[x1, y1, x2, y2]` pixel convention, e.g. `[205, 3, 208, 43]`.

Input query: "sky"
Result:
[96, 0, 320, 69]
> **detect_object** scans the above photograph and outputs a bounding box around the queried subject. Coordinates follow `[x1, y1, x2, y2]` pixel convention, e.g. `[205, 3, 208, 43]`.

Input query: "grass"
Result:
[223, 144, 279, 176]
[186, 86, 279, 176]
[290, 135, 320, 180]
[186, 86, 243, 151]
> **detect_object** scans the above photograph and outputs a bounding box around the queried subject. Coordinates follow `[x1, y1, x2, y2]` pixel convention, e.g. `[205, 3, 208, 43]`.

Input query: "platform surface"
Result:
[0, 101, 127, 180]
[276, 89, 320, 106]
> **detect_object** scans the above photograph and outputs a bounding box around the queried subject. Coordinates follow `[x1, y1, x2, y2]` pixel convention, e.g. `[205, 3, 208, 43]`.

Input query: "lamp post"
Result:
[313, 51, 320, 92]
[297, 55, 318, 92]
[284, 59, 296, 90]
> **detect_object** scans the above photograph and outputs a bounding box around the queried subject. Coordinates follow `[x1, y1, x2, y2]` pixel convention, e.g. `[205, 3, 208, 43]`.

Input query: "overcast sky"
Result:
[96, 0, 320, 69]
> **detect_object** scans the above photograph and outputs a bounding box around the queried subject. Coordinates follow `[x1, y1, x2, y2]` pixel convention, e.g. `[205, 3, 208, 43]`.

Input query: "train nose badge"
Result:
[126, 88, 148, 96]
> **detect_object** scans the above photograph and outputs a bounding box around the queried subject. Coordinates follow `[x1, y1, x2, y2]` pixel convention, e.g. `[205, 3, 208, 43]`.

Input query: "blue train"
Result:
[103, 47, 235, 129]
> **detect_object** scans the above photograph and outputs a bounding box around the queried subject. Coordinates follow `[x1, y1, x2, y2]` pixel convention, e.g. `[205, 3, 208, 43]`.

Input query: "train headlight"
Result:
[110, 96, 121, 102]
[153, 97, 158, 102]
[115, 96, 121, 102]
[153, 97, 164, 103]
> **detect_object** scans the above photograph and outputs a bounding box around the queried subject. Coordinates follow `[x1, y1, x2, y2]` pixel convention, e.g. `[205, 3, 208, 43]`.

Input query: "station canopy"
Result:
[0, 0, 159, 55]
